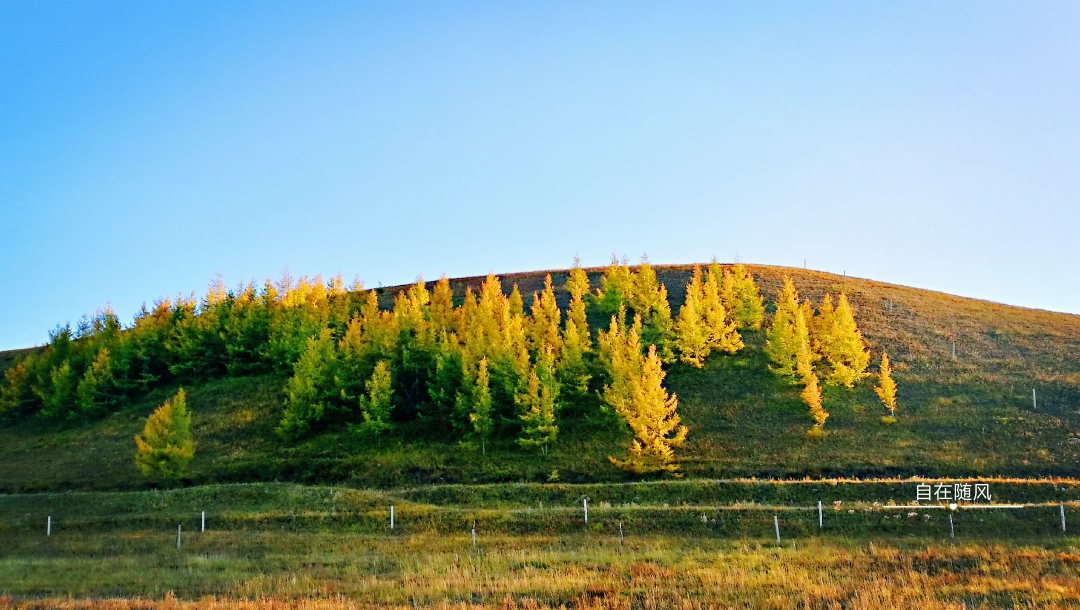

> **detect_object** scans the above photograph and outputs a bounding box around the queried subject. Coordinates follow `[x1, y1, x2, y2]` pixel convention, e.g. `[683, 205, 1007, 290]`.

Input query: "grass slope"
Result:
[1, 265, 1079, 491]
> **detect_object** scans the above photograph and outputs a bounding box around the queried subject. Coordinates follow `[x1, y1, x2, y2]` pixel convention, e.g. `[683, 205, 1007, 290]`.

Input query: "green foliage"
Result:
[134, 388, 194, 480]
[351, 360, 394, 435]
[75, 348, 115, 416]
[277, 329, 337, 440]
[608, 345, 688, 475]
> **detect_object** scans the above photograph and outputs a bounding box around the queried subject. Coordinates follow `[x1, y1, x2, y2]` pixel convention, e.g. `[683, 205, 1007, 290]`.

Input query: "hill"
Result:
[1, 263, 1079, 492]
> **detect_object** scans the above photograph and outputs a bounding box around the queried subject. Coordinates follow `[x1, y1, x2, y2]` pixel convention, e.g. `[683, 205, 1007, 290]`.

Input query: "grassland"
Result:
[2, 265, 1079, 492]
[1, 482, 1080, 608]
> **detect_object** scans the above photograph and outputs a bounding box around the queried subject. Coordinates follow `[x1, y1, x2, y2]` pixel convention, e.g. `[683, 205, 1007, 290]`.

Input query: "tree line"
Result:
[1, 259, 895, 478]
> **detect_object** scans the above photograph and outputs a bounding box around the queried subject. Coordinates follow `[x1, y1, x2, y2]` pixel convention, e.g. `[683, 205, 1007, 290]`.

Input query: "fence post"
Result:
[1033, 388, 1037, 410]
[1062, 503, 1067, 533]
[949, 513, 955, 539]
[201, 511, 205, 532]
[471, 521, 477, 547]
[177, 524, 182, 550]
[390, 505, 395, 530]
[818, 501, 822, 529]
[774, 515, 781, 543]
[583, 498, 588, 524]
[619, 522, 624, 546]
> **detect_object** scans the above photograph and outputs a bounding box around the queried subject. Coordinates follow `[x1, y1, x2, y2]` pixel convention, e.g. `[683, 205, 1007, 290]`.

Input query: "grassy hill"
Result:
[1, 264, 1079, 492]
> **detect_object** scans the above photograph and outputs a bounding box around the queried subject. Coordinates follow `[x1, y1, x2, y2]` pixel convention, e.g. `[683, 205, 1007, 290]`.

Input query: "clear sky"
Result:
[2, 2, 1079, 350]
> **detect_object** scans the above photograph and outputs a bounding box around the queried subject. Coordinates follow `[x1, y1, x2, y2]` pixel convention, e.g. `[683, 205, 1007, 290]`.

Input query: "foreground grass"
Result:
[3, 533, 1080, 609]
[2, 483, 1080, 607]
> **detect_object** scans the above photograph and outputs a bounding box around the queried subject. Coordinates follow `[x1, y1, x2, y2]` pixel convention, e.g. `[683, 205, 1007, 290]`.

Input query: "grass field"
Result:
[1, 482, 1080, 608]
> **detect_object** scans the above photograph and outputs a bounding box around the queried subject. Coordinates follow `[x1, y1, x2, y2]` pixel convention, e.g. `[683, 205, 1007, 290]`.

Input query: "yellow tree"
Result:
[764, 277, 801, 376]
[729, 263, 765, 330]
[595, 254, 633, 315]
[559, 259, 592, 394]
[875, 352, 898, 421]
[518, 349, 559, 453]
[675, 267, 710, 367]
[528, 275, 562, 356]
[134, 388, 195, 480]
[702, 269, 742, 354]
[802, 370, 828, 438]
[598, 305, 643, 417]
[609, 345, 688, 475]
[821, 294, 870, 387]
[429, 275, 456, 336]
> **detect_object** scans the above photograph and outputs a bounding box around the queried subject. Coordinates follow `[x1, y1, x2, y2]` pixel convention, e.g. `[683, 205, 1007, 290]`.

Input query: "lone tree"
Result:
[134, 388, 195, 480]
[874, 352, 898, 421]
[609, 345, 688, 475]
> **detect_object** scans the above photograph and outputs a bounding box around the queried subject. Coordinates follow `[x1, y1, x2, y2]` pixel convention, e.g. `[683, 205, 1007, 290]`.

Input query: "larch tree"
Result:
[729, 264, 765, 330]
[75, 348, 114, 416]
[464, 357, 494, 453]
[608, 345, 688, 475]
[518, 351, 559, 453]
[595, 255, 633, 316]
[353, 360, 394, 435]
[134, 388, 195, 480]
[429, 275, 456, 337]
[598, 305, 644, 417]
[559, 260, 592, 394]
[528, 275, 562, 356]
[764, 277, 802, 376]
[801, 370, 828, 438]
[675, 267, 710, 367]
[809, 294, 834, 360]
[821, 294, 870, 387]
[702, 269, 742, 354]
[278, 328, 337, 440]
[875, 352, 898, 421]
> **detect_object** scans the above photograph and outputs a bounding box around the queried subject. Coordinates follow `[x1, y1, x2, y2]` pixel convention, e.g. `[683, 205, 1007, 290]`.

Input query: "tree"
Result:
[801, 370, 828, 438]
[764, 278, 801, 376]
[76, 348, 114, 416]
[462, 357, 493, 453]
[598, 306, 643, 417]
[609, 345, 688, 475]
[875, 352, 898, 421]
[675, 267, 710, 367]
[134, 388, 195, 480]
[518, 353, 559, 453]
[278, 328, 337, 440]
[595, 255, 633, 316]
[38, 361, 75, 420]
[729, 264, 765, 330]
[528, 275, 561, 356]
[702, 269, 742, 354]
[559, 259, 592, 395]
[820, 294, 870, 387]
[631, 259, 676, 362]
[352, 360, 394, 434]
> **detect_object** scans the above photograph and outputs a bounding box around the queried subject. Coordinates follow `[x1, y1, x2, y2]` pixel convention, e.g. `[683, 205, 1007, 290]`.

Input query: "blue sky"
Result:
[2, 1, 1078, 349]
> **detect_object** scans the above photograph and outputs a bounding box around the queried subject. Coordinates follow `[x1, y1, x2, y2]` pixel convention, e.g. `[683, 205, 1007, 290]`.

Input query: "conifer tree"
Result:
[675, 269, 710, 367]
[528, 275, 561, 356]
[809, 294, 834, 359]
[134, 388, 195, 480]
[729, 264, 765, 330]
[609, 345, 688, 475]
[38, 361, 75, 420]
[558, 260, 593, 394]
[598, 306, 643, 417]
[353, 360, 393, 434]
[465, 357, 493, 453]
[429, 275, 455, 336]
[821, 294, 870, 387]
[518, 351, 559, 453]
[801, 370, 828, 438]
[508, 284, 524, 318]
[595, 255, 633, 316]
[702, 268, 742, 353]
[875, 352, 898, 421]
[75, 348, 114, 416]
[278, 328, 337, 440]
[764, 277, 801, 376]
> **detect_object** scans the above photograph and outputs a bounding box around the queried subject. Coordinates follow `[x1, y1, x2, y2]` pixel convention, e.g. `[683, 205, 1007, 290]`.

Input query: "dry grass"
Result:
[3, 534, 1080, 609]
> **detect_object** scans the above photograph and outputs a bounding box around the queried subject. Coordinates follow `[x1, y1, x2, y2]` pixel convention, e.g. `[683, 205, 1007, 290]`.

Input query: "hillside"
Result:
[1, 264, 1079, 492]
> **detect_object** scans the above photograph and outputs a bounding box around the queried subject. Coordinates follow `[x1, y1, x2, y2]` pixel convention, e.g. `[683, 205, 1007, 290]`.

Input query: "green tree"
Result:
[278, 328, 337, 440]
[518, 353, 559, 453]
[609, 345, 688, 475]
[75, 348, 114, 416]
[464, 357, 494, 453]
[764, 277, 801, 376]
[38, 361, 76, 420]
[134, 388, 195, 480]
[352, 360, 394, 434]
[821, 294, 870, 387]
